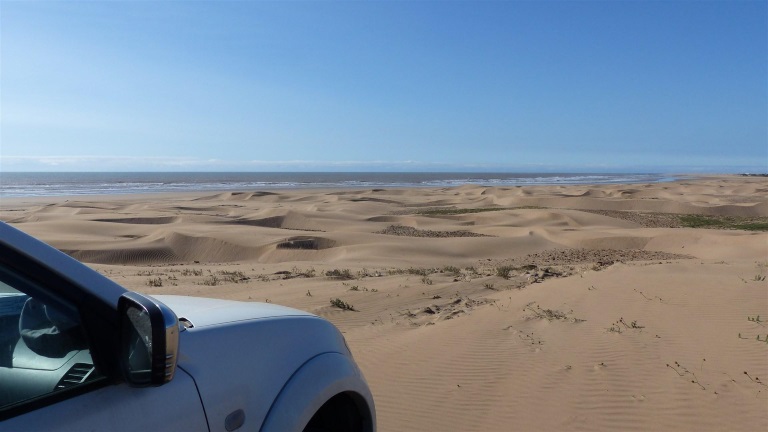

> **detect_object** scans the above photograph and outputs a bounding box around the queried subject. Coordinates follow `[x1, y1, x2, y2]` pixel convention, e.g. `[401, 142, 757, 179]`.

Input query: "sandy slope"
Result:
[2, 175, 767, 431]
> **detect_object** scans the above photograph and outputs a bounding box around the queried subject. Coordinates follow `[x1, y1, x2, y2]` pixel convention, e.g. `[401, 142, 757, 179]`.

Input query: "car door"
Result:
[1, 369, 208, 431]
[0, 223, 208, 431]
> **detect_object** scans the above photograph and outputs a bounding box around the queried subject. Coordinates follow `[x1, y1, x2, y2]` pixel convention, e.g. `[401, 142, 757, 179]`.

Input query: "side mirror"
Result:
[118, 292, 179, 386]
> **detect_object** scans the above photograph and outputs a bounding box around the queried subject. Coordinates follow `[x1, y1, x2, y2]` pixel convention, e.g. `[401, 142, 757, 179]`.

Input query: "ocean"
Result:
[0, 172, 675, 198]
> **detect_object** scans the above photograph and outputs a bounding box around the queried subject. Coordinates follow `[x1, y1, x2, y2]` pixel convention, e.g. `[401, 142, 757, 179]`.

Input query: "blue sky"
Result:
[1, 1, 766, 173]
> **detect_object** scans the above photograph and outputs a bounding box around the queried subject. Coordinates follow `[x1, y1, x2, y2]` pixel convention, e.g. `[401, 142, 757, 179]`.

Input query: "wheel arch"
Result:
[259, 352, 375, 432]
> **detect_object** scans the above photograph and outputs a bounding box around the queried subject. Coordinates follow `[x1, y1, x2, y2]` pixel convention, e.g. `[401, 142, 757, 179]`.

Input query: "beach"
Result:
[1, 175, 766, 431]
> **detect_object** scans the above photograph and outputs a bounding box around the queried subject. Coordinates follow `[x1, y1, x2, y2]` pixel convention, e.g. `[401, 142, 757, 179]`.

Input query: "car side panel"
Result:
[177, 316, 353, 432]
[0, 368, 208, 431]
[260, 352, 376, 432]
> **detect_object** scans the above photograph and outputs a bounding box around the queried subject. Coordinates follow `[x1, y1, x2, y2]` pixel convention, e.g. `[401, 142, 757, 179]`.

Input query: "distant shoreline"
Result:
[0, 171, 683, 199]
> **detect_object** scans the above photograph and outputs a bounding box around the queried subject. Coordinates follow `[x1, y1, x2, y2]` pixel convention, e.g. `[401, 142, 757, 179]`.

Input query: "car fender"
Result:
[260, 352, 375, 432]
[176, 317, 360, 432]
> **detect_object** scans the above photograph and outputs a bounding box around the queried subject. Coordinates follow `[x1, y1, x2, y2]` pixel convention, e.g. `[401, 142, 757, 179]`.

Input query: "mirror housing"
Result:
[118, 292, 179, 386]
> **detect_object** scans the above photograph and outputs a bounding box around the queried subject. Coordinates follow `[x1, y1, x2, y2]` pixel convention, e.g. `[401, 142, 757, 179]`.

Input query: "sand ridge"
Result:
[1, 175, 767, 431]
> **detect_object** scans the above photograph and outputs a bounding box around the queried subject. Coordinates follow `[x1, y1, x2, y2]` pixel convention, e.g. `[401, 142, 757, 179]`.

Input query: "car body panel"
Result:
[176, 315, 353, 432]
[1, 367, 208, 432]
[154, 295, 313, 328]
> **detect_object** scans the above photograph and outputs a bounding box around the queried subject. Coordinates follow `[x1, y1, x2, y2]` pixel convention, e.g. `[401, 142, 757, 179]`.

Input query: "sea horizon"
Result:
[0, 172, 685, 198]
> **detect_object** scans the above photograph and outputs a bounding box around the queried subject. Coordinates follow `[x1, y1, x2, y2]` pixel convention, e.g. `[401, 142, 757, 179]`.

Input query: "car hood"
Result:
[152, 295, 314, 328]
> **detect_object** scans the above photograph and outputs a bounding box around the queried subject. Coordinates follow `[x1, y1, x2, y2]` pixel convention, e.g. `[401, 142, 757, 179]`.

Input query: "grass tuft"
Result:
[181, 268, 204, 276]
[330, 298, 356, 311]
[215, 270, 249, 283]
[326, 269, 355, 280]
[146, 277, 163, 287]
[496, 265, 516, 279]
[442, 265, 462, 277]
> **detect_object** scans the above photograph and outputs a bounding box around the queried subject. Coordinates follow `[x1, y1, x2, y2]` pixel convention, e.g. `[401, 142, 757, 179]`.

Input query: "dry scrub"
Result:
[376, 225, 492, 238]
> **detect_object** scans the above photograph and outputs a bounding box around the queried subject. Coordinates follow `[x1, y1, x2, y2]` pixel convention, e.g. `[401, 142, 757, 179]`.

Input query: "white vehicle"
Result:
[0, 222, 375, 431]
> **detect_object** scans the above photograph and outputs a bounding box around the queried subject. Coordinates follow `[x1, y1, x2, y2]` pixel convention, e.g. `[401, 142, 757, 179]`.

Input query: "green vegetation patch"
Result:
[678, 215, 768, 231]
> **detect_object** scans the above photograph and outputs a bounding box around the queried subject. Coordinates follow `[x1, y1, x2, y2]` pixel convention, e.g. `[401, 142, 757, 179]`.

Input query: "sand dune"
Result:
[222, 210, 325, 232]
[1, 175, 767, 431]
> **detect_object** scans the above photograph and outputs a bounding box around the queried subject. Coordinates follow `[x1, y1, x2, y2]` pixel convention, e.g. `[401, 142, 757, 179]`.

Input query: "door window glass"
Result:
[0, 277, 100, 409]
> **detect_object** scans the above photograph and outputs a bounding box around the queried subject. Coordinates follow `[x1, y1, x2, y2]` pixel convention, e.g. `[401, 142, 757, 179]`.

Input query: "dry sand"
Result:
[2, 175, 767, 431]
